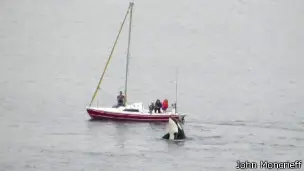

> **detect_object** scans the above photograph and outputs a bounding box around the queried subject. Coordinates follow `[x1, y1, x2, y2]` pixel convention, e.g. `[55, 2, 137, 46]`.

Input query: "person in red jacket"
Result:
[162, 99, 169, 113]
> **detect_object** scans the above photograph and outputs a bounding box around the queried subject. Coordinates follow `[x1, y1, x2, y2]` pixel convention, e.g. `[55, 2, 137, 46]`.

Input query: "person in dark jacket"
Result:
[149, 102, 154, 114]
[116, 91, 125, 107]
[154, 99, 162, 113]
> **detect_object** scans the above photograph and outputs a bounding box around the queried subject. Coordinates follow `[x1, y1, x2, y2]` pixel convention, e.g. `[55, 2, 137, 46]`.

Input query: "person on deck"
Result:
[148, 102, 154, 114]
[162, 99, 169, 112]
[117, 91, 126, 107]
[154, 99, 162, 113]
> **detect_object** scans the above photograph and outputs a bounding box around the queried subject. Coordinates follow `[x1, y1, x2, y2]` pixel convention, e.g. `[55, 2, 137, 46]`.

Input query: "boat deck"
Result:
[87, 107, 182, 116]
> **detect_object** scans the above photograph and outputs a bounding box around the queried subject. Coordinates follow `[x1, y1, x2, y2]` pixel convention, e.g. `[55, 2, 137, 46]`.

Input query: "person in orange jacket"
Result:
[162, 99, 169, 113]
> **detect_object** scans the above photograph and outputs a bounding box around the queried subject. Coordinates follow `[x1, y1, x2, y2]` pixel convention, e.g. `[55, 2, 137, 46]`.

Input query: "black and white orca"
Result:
[162, 117, 186, 140]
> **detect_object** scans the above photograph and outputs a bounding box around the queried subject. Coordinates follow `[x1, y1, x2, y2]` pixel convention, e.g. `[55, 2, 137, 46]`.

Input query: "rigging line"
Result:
[89, 4, 131, 106]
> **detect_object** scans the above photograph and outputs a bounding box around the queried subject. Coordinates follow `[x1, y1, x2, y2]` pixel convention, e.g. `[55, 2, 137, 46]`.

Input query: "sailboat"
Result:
[86, 2, 186, 122]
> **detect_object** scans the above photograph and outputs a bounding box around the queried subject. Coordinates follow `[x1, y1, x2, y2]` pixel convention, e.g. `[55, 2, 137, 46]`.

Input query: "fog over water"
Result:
[0, 0, 303, 170]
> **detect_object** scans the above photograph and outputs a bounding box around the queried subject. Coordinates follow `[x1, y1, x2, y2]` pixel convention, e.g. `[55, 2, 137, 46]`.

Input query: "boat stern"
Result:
[179, 114, 186, 123]
[169, 113, 186, 123]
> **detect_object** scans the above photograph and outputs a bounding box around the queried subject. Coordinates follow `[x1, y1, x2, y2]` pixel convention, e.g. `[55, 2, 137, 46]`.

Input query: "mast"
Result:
[124, 1, 134, 104]
[175, 68, 178, 114]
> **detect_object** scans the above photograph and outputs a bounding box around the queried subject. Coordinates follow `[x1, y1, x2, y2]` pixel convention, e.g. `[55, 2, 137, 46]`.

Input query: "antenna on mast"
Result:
[174, 68, 179, 114]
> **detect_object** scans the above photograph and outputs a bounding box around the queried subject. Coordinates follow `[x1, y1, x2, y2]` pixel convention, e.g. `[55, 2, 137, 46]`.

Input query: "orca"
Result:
[162, 117, 186, 140]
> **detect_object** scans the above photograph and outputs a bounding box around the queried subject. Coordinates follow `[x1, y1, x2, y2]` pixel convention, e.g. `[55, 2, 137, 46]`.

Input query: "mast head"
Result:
[129, 1, 134, 7]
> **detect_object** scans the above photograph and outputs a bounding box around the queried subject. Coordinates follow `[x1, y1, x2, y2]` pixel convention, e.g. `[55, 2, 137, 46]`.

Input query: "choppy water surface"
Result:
[0, 0, 303, 170]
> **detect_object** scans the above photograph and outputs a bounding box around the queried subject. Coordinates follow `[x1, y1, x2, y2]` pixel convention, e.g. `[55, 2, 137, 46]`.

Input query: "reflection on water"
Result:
[166, 139, 186, 147]
[115, 122, 127, 148]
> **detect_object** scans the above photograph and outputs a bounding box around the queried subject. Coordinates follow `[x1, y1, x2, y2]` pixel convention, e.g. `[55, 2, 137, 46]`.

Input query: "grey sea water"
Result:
[0, 0, 303, 170]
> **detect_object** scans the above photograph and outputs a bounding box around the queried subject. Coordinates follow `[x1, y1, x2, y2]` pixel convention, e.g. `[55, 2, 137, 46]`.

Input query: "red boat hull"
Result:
[87, 108, 183, 122]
